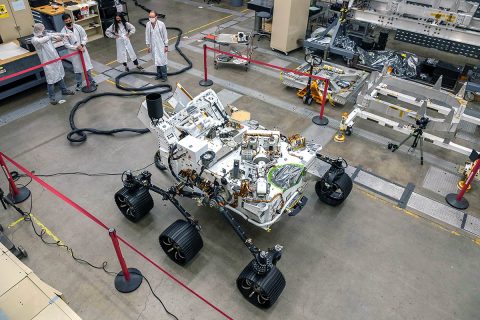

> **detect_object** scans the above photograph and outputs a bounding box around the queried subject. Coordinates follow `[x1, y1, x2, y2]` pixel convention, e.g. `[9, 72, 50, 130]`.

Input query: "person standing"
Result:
[105, 14, 144, 72]
[31, 23, 75, 105]
[145, 11, 168, 81]
[61, 13, 96, 91]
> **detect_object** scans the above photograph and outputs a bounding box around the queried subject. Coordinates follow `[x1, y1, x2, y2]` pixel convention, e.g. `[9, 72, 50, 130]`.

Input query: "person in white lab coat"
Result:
[145, 11, 168, 81]
[105, 14, 143, 72]
[31, 23, 74, 105]
[61, 13, 96, 91]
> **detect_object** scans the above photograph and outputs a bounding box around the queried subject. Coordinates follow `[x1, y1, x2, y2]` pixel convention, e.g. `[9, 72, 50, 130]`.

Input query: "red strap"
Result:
[0, 152, 234, 320]
[207, 45, 330, 83]
[0, 51, 80, 83]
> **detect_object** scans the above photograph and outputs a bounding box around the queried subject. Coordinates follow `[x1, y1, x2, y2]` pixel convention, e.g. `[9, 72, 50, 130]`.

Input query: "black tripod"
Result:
[388, 127, 425, 165]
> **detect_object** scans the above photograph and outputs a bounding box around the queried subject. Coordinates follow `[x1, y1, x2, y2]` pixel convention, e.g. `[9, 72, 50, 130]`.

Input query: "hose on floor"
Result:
[67, 2, 193, 143]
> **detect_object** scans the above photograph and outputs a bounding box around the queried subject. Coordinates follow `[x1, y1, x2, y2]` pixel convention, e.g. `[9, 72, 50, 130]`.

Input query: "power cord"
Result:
[67, 0, 193, 144]
[9, 162, 155, 180]
[130, 270, 179, 320]
[1, 193, 179, 320]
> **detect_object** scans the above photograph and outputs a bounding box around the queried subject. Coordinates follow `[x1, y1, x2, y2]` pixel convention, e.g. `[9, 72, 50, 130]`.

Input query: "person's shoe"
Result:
[155, 75, 162, 80]
[161, 77, 167, 82]
[50, 99, 58, 105]
[75, 85, 82, 91]
[136, 65, 144, 70]
[124, 66, 130, 72]
[62, 90, 75, 96]
[90, 81, 97, 87]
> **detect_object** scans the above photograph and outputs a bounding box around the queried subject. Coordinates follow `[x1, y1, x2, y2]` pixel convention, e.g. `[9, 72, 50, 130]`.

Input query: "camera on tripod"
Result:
[415, 116, 430, 130]
[387, 116, 430, 165]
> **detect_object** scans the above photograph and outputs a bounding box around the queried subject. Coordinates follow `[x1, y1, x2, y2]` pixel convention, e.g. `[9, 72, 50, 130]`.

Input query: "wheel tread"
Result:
[315, 172, 352, 206]
[237, 261, 286, 308]
[114, 187, 154, 222]
[159, 220, 203, 265]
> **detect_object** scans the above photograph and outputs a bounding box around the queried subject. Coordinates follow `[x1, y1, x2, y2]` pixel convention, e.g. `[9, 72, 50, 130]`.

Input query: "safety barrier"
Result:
[0, 49, 93, 91]
[0, 151, 234, 320]
[446, 151, 480, 210]
[200, 44, 330, 126]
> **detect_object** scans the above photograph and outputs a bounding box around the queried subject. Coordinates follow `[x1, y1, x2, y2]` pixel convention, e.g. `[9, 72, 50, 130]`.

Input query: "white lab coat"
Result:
[61, 24, 93, 73]
[145, 20, 168, 66]
[105, 22, 137, 63]
[31, 34, 65, 84]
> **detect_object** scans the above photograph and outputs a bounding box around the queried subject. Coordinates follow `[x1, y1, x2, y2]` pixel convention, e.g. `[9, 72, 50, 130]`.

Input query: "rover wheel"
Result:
[316, 172, 352, 206]
[159, 220, 203, 265]
[237, 260, 286, 309]
[114, 187, 153, 222]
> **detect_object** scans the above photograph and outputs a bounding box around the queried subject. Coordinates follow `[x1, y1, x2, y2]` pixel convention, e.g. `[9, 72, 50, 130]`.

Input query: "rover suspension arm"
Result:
[218, 207, 283, 273]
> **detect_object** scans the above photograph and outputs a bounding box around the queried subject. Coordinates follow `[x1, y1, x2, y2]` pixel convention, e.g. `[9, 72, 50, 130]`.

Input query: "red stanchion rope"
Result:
[206, 45, 329, 83]
[0, 51, 80, 83]
[205, 45, 329, 118]
[0, 151, 234, 320]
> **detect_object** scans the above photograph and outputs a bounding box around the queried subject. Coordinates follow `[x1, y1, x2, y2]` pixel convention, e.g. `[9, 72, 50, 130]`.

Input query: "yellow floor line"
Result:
[31, 215, 63, 243]
[8, 214, 63, 243]
[102, 9, 250, 64]
[138, 10, 248, 53]
[8, 216, 25, 228]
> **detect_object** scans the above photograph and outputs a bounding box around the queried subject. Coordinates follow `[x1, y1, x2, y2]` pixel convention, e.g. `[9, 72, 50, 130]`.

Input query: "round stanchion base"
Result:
[114, 268, 143, 293]
[81, 84, 98, 93]
[7, 186, 31, 204]
[199, 79, 213, 87]
[445, 193, 469, 210]
[312, 115, 329, 126]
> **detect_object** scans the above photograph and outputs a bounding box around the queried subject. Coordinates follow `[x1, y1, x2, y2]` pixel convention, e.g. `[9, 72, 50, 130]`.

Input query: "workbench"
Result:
[32, 0, 104, 40]
[0, 40, 67, 101]
[31, 3, 68, 32]
[0, 41, 43, 101]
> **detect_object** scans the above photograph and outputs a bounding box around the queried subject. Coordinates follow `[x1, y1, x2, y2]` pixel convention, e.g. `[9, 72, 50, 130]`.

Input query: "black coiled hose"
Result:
[67, 2, 193, 143]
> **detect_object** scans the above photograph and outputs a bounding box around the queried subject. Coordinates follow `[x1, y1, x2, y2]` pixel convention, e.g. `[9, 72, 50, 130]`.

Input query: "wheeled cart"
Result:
[205, 32, 254, 71]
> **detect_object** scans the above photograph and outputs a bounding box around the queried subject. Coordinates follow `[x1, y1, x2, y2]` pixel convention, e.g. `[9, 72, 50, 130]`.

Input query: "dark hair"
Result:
[113, 14, 128, 33]
[62, 13, 71, 21]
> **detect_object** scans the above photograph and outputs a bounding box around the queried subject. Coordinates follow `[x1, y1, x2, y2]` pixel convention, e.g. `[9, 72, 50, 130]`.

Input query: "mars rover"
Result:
[114, 85, 352, 308]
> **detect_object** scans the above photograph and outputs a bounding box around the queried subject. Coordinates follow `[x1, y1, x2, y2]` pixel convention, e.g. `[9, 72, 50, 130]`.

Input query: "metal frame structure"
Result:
[343, 70, 480, 156]
[349, 0, 480, 57]
[311, 0, 480, 59]
[281, 60, 369, 105]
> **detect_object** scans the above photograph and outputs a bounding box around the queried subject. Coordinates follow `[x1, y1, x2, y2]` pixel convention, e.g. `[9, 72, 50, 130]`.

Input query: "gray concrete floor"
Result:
[1, 1, 480, 319]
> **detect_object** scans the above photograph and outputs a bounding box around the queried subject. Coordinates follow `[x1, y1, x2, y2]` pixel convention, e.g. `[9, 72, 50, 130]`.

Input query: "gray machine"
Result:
[309, 0, 480, 60]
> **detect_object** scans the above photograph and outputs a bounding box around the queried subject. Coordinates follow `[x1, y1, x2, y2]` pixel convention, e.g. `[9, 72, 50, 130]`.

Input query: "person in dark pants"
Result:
[31, 23, 74, 105]
[145, 10, 168, 81]
[105, 14, 144, 72]
[61, 14, 96, 91]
